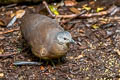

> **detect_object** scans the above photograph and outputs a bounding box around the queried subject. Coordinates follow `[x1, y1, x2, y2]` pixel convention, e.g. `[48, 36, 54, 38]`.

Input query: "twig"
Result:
[43, 1, 56, 17]
[0, 27, 20, 35]
[43, 2, 119, 18]
[13, 61, 42, 66]
[6, 4, 17, 8]
[61, 10, 87, 24]
[103, 16, 120, 20]
[56, 14, 77, 18]
[110, 7, 120, 16]
[80, 5, 118, 17]
[0, 52, 16, 57]
[0, 4, 17, 10]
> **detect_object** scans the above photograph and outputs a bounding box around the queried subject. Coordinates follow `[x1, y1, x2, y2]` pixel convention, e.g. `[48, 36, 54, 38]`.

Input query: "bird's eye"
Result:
[64, 38, 67, 40]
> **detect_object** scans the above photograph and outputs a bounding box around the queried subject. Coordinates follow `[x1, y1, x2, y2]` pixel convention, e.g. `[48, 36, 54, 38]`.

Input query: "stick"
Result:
[0, 52, 16, 57]
[43, 1, 55, 17]
[0, 27, 19, 35]
[43, 3, 119, 18]
[61, 10, 87, 24]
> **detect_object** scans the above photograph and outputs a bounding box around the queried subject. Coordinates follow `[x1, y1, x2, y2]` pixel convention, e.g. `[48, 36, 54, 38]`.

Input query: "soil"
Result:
[0, 0, 120, 80]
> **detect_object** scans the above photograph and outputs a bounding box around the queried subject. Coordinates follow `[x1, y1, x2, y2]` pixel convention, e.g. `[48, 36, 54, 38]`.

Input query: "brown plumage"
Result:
[20, 13, 75, 59]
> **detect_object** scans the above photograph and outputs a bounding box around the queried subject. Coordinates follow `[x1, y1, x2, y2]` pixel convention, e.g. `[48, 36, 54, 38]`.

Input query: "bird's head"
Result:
[56, 31, 76, 45]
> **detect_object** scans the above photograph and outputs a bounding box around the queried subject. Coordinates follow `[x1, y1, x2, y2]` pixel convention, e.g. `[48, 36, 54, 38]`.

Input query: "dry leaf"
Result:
[118, 69, 120, 72]
[64, 0, 77, 6]
[69, 7, 80, 14]
[89, 1, 95, 5]
[0, 48, 4, 54]
[92, 24, 99, 29]
[0, 73, 4, 78]
[75, 55, 83, 59]
[49, 5, 59, 15]
[67, 56, 74, 60]
[16, 10, 25, 18]
[28, 6, 34, 9]
[114, 48, 120, 55]
[82, 5, 91, 11]
[10, 13, 15, 18]
[0, 35, 5, 40]
[96, 7, 104, 12]
[40, 66, 45, 70]
[7, 10, 25, 27]
[0, 20, 5, 26]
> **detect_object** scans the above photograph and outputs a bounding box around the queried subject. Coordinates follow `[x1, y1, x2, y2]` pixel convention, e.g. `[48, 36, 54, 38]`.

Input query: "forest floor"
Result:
[0, 0, 120, 80]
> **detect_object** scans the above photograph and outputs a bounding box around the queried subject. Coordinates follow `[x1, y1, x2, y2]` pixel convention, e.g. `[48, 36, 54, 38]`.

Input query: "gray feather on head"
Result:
[57, 31, 75, 45]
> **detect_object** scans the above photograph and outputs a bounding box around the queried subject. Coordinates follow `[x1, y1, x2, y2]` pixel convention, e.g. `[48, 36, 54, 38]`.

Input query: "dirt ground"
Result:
[0, 0, 120, 80]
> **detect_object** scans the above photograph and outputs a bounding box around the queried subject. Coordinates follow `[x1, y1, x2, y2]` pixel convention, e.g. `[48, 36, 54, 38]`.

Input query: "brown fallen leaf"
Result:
[75, 55, 83, 60]
[67, 56, 74, 60]
[40, 66, 45, 71]
[7, 10, 25, 27]
[0, 20, 5, 26]
[15, 10, 25, 18]
[0, 47, 4, 54]
[69, 7, 80, 14]
[114, 48, 120, 56]
[64, 0, 77, 6]
[89, 1, 95, 5]
[0, 35, 5, 40]
[0, 73, 4, 78]
[10, 10, 25, 19]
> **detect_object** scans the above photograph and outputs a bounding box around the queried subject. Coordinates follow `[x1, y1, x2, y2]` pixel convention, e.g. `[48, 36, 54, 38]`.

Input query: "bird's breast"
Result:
[50, 43, 69, 57]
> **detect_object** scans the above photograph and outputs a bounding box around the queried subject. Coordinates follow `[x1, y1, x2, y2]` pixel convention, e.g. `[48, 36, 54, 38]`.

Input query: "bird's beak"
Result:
[70, 39, 76, 44]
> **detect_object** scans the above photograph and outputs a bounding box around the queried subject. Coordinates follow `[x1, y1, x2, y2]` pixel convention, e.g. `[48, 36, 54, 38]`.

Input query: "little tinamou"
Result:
[20, 13, 75, 59]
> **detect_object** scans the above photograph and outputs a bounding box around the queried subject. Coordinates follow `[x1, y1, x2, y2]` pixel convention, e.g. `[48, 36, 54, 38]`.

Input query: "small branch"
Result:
[43, 1, 55, 17]
[44, 4, 119, 19]
[98, 16, 120, 21]
[61, 10, 87, 24]
[6, 3, 17, 8]
[0, 27, 19, 35]
[13, 61, 43, 66]
[0, 52, 16, 57]
[110, 7, 120, 16]
[80, 5, 118, 18]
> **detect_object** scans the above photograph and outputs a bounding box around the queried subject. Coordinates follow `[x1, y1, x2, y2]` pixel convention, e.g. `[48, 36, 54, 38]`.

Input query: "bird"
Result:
[20, 13, 75, 60]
